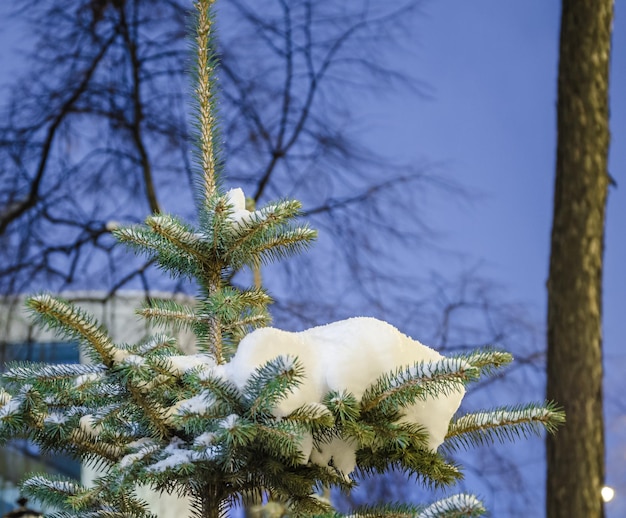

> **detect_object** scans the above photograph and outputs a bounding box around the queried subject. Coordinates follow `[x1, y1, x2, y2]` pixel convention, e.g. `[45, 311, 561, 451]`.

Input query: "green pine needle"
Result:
[444, 402, 566, 451]
[244, 356, 305, 418]
[26, 294, 115, 365]
[360, 358, 478, 417]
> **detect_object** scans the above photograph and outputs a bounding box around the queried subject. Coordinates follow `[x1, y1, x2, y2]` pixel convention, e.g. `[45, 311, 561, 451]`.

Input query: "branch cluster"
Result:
[0, 2, 565, 517]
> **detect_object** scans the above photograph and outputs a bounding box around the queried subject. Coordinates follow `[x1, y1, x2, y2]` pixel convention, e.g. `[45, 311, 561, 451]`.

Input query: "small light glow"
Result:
[601, 486, 615, 503]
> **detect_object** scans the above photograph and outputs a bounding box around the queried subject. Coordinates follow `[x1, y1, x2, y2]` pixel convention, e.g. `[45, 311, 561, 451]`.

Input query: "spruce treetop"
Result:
[0, 1, 564, 517]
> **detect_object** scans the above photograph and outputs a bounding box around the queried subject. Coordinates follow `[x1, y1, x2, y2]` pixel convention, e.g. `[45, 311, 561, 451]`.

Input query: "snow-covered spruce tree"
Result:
[0, 1, 564, 517]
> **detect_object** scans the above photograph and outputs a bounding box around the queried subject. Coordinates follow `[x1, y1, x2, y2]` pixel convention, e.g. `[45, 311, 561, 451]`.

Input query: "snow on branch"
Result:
[4, 362, 106, 383]
[417, 493, 486, 518]
[444, 402, 565, 451]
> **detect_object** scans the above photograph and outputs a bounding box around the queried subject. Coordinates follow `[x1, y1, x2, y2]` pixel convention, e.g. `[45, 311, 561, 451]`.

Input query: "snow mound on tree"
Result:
[226, 317, 465, 474]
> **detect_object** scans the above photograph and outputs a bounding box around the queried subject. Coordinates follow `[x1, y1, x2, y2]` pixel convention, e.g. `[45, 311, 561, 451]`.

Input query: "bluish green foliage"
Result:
[0, 1, 564, 517]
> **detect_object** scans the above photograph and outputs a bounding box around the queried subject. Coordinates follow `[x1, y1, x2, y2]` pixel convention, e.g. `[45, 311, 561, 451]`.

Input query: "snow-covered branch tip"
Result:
[444, 402, 566, 451]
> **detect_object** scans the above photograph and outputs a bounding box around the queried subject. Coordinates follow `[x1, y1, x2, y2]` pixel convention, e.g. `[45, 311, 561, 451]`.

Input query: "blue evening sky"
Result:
[360, 1, 624, 515]
[0, 1, 624, 516]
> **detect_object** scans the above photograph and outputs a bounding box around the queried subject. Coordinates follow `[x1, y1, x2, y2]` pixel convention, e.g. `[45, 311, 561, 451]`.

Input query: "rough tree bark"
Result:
[546, 1, 613, 517]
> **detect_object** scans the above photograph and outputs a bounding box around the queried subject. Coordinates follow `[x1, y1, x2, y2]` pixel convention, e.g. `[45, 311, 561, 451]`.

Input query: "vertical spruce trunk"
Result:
[546, 1, 613, 517]
[197, 484, 224, 518]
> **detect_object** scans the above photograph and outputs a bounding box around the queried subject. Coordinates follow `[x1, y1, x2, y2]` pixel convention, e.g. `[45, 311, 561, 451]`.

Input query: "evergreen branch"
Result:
[143, 437, 199, 476]
[244, 356, 305, 418]
[285, 493, 334, 515]
[21, 474, 84, 508]
[459, 348, 513, 376]
[30, 472, 158, 518]
[342, 420, 379, 450]
[48, 511, 153, 518]
[113, 224, 169, 253]
[228, 287, 273, 309]
[324, 390, 360, 424]
[341, 502, 423, 517]
[151, 353, 213, 380]
[350, 421, 429, 453]
[223, 199, 305, 250]
[356, 449, 462, 489]
[116, 439, 162, 475]
[444, 402, 566, 451]
[322, 495, 483, 518]
[216, 414, 258, 450]
[137, 298, 202, 332]
[203, 286, 272, 325]
[95, 487, 157, 518]
[360, 358, 477, 416]
[113, 225, 203, 279]
[0, 393, 28, 437]
[221, 313, 271, 336]
[131, 335, 180, 358]
[4, 362, 106, 383]
[165, 390, 220, 424]
[133, 334, 177, 354]
[124, 384, 171, 440]
[26, 294, 116, 365]
[195, 371, 244, 413]
[199, 193, 232, 257]
[96, 360, 172, 440]
[285, 403, 335, 433]
[146, 215, 210, 268]
[243, 226, 318, 266]
[417, 494, 486, 518]
[68, 428, 123, 462]
[201, 287, 272, 348]
[254, 421, 304, 467]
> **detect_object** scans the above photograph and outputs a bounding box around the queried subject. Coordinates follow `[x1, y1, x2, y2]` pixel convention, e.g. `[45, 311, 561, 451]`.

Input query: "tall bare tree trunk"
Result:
[546, 1, 613, 517]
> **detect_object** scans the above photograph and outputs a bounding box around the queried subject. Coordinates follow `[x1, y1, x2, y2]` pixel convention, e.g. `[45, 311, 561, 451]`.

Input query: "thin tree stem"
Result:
[195, 0, 218, 202]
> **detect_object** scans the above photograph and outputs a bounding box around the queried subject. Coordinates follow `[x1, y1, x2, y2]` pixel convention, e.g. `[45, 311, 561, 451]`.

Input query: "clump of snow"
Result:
[105, 220, 120, 232]
[111, 348, 130, 365]
[0, 398, 22, 419]
[167, 354, 216, 376]
[79, 414, 104, 438]
[166, 391, 216, 421]
[123, 354, 146, 366]
[0, 390, 11, 405]
[310, 436, 357, 478]
[148, 437, 201, 472]
[226, 317, 466, 474]
[119, 439, 160, 469]
[128, 437, 156, 449]
[75, 372, 104, 387]
[225, 327, 325, 417]
[119, 451, 147, 469]
[219, 414, 239, 431]
[194, 432, 216, 447]
[44, 395, 61, 405]
[225, 188, 255, 227]
[44, 412, 67, 425]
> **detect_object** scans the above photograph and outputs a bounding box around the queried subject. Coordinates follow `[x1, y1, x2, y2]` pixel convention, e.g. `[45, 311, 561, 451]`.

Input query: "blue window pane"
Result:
[1, 341, 79, 364]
